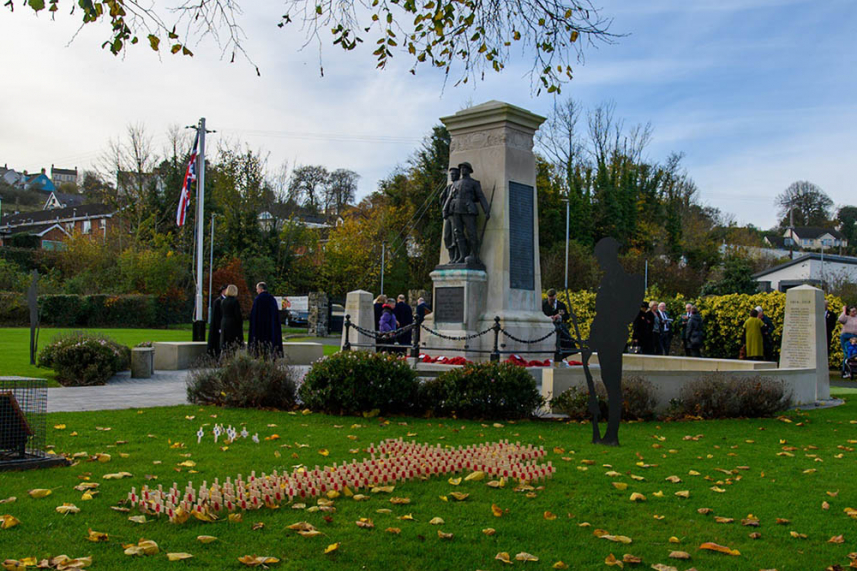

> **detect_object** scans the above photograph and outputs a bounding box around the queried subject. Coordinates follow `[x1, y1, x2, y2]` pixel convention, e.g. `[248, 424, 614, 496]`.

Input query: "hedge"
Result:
[549, 290, 844, 369]
[0, 293, 191, 328]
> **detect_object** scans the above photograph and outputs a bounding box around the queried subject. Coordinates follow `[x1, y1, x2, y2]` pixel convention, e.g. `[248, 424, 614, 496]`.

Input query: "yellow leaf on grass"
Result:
[124, 539, 159, 556]
[54, 424, 66, 430]
[177, 460, 196, 468]
[228, 513, 242, 523]
[495, 552, 512, 565]
[487, 479, 506, 488]
[197, 535, 217, 543]
[55, 503, 80, 515]
[128, 515, 147, 524]
[829, 535, 845, 544]
[298, 530, 321, 537]
[612, 482, 628, 491]
[699, 542, 740, 556]
[429, 517, 445, 525]
[629, 493, 646, 502]
[28, 489, 51, 499]
[397, 514, 414, 521]
[669, 551, 690, 559]
[543, 511, 557, 520]
[318, 449, 329, 457]
[623, 554, 642, 564]
[790, 530, 807, 539]
[515, 552, 538, 562]
[448, 478, 461, 486]
[103, 472, 133, 480]
[601, 535, 632, 544]
[385, 527, 401, 534]
[482, 528, 496, 535]
[437, 530, 454, 540]
[167, 553, 193, 561]
[355, 518, 374, 529]
[650, 565, 677, 571]
[674, 490, 689, 498]
[389, 497, 410, 505]
[0, 498, 15, 505]
[86, 529, 108, 542]
[492, 504, 504, 517]
[552, 562, 568, 569]
[324, 543, 340, 554]
[668, 536, 680, 543]
[652, 491, 664, 498]
[465, 471, 485, 482]
[714, 516, 733, 524]
[450, 492, 469, 501]
[238, 555, 280, 566]
[665, 475, 681, 483]
[0, 515, 20, 529]
[603, 553, 623, 568]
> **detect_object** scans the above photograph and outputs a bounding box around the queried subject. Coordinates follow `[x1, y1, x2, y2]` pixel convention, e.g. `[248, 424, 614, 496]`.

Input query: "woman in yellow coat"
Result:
[743, 309, 765, 360]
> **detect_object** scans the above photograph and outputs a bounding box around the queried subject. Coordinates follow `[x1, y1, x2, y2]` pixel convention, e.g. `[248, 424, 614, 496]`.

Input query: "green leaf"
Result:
[315, 5, 322, 14]
[182, 46, 193, 56]
[147, 34, 160, 51]
[28, 0, 45, 11]
[171, 43, 182, 54]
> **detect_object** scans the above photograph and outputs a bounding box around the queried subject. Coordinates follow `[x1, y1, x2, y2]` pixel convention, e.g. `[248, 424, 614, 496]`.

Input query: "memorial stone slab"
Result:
[779, 285, 830, 400]
[341, 290, 375, 352]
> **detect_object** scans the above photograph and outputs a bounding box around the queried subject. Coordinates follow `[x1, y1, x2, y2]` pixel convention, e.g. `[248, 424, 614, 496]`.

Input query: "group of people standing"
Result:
[207, 282, 284, 359]
[632, 302, 705, 357]
[374, 294, 431, 349]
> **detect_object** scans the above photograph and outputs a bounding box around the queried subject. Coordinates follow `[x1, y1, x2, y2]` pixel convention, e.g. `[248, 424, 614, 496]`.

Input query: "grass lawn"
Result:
[2, 395, 857, 569]
[0, 328, 192, 385]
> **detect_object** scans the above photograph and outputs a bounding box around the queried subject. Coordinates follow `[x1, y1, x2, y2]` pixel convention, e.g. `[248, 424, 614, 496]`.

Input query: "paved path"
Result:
[47, 366, 312, 413]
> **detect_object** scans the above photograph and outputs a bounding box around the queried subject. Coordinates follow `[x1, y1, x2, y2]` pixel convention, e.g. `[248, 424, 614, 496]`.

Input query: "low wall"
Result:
[542, 365, 818, 412]
[589, 353, 777, 371]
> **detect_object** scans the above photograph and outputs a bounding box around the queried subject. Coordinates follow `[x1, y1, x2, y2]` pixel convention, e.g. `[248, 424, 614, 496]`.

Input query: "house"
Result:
[0, 203, 114, 249]
[754, 252, 857, 292]
[44, 191, 85, 210]
[51, 165, 78, 187]
[781, 227, 847, 251]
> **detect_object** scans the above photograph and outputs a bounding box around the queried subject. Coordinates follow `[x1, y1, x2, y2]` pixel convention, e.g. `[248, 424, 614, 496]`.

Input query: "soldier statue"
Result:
[444, 162, 490, 265]
[439, 166, 460, 263]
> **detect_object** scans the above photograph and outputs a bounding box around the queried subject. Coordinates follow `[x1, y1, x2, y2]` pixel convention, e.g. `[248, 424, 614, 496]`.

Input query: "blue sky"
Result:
[0, 0, 854, 229]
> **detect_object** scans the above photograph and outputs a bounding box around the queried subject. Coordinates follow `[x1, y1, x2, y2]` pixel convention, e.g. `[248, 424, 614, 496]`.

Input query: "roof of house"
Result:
[5, 222, 70, 238]
[51, 166, 78, 176]
[21, 173, 56, 193]
[788, 226, 846, 240]
[753, 252, 857, 279]
[0, 203, 113, 228]
[45, 192, 86, 209]
[765, 235, 787, 248]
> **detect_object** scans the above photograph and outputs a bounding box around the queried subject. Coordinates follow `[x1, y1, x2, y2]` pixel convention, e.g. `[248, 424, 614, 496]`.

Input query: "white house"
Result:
[781, 227, 847, 251]
[754, 253, 857, 292]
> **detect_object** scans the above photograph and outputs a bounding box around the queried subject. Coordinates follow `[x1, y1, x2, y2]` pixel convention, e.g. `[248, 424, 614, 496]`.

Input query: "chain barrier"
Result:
[419, 323, 494, 342]
[351, 321, 419, 341]
[498, 327, 556, 345]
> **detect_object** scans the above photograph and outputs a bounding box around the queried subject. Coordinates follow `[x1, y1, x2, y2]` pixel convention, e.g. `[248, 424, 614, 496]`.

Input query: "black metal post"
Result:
[490, 316, 501, 362]
[343, 314, 352, 351]
[553, 321, 563, 363]
[411, 312, 422, 359]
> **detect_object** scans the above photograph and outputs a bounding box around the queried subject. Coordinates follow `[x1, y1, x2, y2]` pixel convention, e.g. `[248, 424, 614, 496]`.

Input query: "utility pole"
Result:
[207, 213, 215, 324]
[191, 117, 215, 341]
[563, 196, 570, 291]
[380, 242, 386, 295]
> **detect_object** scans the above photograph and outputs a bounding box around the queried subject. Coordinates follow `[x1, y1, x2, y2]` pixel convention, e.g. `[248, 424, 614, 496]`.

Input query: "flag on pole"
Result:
[176, 131, 200, 227]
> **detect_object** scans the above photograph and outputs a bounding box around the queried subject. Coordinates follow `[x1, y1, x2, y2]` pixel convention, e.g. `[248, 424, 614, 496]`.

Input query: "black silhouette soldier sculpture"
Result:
[444, 162, 490, 266]
[439, 166, 460, 264]
[582, 237, 645, 446]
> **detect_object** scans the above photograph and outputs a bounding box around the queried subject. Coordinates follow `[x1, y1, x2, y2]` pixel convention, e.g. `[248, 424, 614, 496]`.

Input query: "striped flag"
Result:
[176, 132, 199, 227]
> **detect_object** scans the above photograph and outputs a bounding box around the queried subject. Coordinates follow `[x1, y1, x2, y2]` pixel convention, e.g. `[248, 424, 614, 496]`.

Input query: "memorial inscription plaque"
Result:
[780, 297, 813, 368]
[435, 287, 465, 323]
[509, 182, 535, 290]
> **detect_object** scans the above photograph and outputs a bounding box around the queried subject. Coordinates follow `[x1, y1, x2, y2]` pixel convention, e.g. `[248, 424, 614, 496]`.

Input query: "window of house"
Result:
[83, 220, 92, 234]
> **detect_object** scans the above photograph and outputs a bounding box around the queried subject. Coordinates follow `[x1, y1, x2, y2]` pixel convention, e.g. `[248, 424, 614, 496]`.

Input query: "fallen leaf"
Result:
[830, 535, 845, 544]
[482, 528, 496, 536]
[252, 522, 265, 531]
[669, 551, 691, 559]
[515, 552, 539, 562]
[604, 553, 623, 568]
[355, 518, 374, 529]
[197, 535, 217, 543]
[612, 482, 628, 491]
[124, 539, 159, 556]
[699, 542, 740, 556]
[28, 489, 52, 499]
[389, 497, 410, 505]
[237, 555, 279, 566]
[552, 562, 568, 569]
[748, 532, 762, 539]
[166, 553, 193, 561]
[668, 536, 680, 543]
[601, 535, 633, 544]
[429, 517, 445, 525]
[450, 492, 469, 501]
[324, 543, 339, 554]
[714, 517, 734, 524]
[789, 531, 807, 539]
[650, 565, 677, 571]
[492, 504, 504, 517]
[544, 511, 557, 520]
[465, 471, 485, 482]
[629, 493, 646, 502]
[0, 498, 15, 505]
[103, 472, 133, 480]
[228, 513, 243, 523]
[85, 529, 108, 542]
[437, 530, 453, 540]
[385, 527, 401, 534]
[55, 503, 80, 515]
[622, 554, 642, 563]
[674, 490, 690, 498]
[0, 515, 20, 529]
[128, 515, 147, 524]
[495, 552, 512, 565]
[697, 508, 712, 515]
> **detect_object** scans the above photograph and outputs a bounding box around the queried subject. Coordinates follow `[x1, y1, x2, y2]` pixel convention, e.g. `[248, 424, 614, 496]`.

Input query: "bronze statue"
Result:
[584, 237, 644, 446]
[444, 162, 490, 265]
[440, 166, 460, 263]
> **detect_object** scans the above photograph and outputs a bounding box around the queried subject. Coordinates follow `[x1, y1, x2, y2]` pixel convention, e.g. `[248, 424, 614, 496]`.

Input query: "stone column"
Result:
[422, 101, 553, 358]
[341, 290, 374, 352]
[308, 291, 329, 337]
[779, 285, 830, 400]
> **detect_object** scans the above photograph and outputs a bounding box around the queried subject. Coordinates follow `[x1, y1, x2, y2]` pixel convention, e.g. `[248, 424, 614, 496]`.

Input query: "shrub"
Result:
[299, 351, 418, 415]
[420, 362, 544, 420]
[677, 374, 792, 419]
[38, 331, 130, 386]
[187, 350, 298, 410]
[548, 376, 656, 421]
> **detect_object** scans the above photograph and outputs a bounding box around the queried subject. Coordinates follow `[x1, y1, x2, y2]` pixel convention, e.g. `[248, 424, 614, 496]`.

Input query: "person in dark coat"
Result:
[373, 295, 387, 330]
[686, 306, 704, 357]
[393, 294, 414, 347]
[220, 284, 244, 351]
[207, 284, 227, 358]
[826, 300, 838, 354]
[248, 282, 283, 357]
[416, 297, 431, 320]
[632, 302, 654, 354]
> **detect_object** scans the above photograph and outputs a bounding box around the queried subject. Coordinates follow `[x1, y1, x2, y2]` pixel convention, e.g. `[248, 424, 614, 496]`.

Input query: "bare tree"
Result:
[776, 180, 833, 227]
[536, 97, 586, 182]
[324, 169, 359, 216]
[288, 165, 329, 212]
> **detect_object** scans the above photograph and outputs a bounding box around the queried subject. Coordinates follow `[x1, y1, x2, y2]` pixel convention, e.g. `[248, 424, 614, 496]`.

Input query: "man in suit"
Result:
[207, 285, 227, 358]
[393, 294, 414, 348]
[248, 282, 283, 357]
[657, 302, 673, 356]
[543, 288, 575, 352]
[416, 297, 431, 320]
[680, 303, 693, 356]
[439, 166, 460, 263]
[446, 162, 490, 265]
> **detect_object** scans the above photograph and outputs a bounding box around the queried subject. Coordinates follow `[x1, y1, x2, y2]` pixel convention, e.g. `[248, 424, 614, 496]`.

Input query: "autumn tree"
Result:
[288, 165, 329, 213]
[324, 169, 359, 216]
[776, 180, 834, 227]
[10, 0, 615, 92]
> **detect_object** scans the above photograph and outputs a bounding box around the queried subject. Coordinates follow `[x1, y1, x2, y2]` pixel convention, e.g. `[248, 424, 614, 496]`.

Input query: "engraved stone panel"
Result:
[509, 182, 535, 290]
[435, 287, 465, 323]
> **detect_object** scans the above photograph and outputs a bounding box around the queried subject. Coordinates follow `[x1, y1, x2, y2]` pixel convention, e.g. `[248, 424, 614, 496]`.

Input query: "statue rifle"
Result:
[476, 182, 496, 259]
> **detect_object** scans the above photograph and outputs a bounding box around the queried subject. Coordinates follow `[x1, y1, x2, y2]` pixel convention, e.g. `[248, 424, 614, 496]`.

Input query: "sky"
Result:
[0, 0, 855, 229]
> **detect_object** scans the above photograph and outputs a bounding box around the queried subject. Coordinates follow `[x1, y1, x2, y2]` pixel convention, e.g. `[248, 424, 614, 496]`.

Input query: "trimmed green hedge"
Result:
[0, 293, 190, 328]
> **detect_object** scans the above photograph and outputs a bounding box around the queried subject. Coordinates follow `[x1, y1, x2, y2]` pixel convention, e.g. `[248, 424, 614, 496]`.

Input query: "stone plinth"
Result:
[131, 347, 154, 378]
[283, 342, 324, 365]
[779, 285, 829, 400]
[153, 342, 208, 370]
[308, 291, 329, 337]
[422, 269, 488, 359]
[426, 101, 553, 358]
[341, 290, 375, 352]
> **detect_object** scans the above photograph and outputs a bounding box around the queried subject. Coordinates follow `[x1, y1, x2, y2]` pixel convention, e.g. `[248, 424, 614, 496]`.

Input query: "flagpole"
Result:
[192, 117, 207, 341]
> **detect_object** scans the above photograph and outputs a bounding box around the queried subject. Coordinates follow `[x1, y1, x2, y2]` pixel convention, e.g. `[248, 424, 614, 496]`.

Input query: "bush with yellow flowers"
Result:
[547, 290, 844, 369]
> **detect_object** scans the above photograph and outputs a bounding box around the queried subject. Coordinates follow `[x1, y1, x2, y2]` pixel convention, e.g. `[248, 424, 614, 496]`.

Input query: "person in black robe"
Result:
[207, 285, 227, 358]
[248, 282, 283, 357]
[632, 302, 653, 354]
[392, 294, 414, 348]
[220, 284, 244, 352]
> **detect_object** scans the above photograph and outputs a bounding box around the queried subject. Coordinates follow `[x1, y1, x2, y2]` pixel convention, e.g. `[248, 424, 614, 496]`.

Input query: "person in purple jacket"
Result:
[378, 302, 398, 351]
